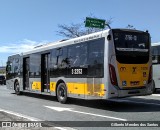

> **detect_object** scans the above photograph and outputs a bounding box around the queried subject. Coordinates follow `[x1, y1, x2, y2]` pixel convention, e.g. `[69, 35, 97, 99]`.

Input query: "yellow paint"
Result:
[85, 83, 105, 97]
[67, 83, 74, 94]
[31, 81, 105, 97]
[32, 82, 41, 91]
[100, 84, 105, 96]
[117, 62, 149, 88]
[73, 83, 85, 95]
[67, 82, 105, 97]
[50, 82, 56, 92]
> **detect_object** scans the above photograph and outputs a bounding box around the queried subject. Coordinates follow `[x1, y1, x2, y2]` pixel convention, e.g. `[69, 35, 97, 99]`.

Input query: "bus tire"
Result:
[56, 83, 67, 104]
[152, 80, 156, 93]
[15, 81, 21, 95]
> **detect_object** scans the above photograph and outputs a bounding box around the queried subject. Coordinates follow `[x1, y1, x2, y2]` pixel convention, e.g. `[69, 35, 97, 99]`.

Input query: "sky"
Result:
[0, 0, 160, 66]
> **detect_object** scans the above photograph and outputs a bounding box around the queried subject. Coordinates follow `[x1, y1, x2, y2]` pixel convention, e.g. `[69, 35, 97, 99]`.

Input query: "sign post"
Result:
[85, 17, 106, 29]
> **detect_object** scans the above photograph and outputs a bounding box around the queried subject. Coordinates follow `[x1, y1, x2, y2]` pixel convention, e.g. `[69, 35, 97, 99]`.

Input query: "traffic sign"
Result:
[85, 17, 106, 29]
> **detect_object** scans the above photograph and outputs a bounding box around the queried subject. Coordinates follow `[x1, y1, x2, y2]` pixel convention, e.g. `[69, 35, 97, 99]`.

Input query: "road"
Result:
[0, 85, 160, 130]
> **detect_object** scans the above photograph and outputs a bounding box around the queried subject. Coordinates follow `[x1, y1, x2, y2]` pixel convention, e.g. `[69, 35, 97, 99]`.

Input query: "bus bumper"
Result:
[109, 83, 152, 98]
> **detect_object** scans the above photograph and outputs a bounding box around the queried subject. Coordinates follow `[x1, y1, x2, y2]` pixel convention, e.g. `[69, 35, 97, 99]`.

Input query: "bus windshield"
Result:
[113, 29, 150, 64]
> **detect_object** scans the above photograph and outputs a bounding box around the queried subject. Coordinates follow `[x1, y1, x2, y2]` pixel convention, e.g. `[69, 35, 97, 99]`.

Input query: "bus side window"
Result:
[68, 43, 87, 67]
[87, 39, 104, 77]
[50, 47, 68, 77]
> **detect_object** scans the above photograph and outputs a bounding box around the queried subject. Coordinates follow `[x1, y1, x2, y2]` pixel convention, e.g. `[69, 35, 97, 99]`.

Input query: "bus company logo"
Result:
[122, 81, 127, 86]
[120, 67, 126, 72]
[132, 67, 137, 73]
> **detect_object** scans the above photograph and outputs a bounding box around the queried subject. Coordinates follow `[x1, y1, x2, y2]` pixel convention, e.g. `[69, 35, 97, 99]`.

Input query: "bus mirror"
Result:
[107, 35, 111, 40]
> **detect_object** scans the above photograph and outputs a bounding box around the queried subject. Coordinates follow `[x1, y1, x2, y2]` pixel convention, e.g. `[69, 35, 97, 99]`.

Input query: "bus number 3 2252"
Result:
[71, 68, 83, 75]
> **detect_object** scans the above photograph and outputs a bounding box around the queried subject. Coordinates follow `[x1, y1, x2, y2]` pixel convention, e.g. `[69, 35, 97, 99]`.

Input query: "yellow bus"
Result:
[6, 29, 153, 103]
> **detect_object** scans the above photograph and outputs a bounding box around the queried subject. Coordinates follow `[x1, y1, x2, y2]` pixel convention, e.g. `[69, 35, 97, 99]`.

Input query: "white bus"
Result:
[6, 29, 153, 103]
[152, 43, 160, 92]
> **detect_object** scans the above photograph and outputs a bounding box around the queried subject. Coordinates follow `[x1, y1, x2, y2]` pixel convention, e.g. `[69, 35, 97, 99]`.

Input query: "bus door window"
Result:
[41, 53, 50, 93]
[23, 57, 30, 90]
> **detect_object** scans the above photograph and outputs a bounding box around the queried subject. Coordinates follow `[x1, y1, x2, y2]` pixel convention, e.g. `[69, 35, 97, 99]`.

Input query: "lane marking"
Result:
[152, 94, 160, 97]
[55, 127, 75, 130]
[0, 108, 40, 121]
[110, 99, 160, 106]
[0, 108, 74, 130]
[45, 106, 127, 121]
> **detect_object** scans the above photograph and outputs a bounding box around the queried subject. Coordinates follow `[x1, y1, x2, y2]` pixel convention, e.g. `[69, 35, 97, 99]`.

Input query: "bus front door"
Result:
[23, 57, 30, 90]
[41, 53, 50, 93]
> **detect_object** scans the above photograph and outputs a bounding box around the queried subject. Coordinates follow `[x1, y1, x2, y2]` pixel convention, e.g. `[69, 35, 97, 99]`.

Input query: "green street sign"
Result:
[85, 17, 106, 29]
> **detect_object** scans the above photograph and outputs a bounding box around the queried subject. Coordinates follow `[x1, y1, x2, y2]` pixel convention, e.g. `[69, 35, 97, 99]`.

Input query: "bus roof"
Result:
[19, 28, 148, 56]
[22, 29, 110, 56]
[151, 42, 160, 46]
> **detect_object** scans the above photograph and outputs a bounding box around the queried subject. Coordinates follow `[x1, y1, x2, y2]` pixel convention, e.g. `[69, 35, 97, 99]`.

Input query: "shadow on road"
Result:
[67, 97, 160, 112]
[11, 92, 160, 112]
[154, 89, 160, 94]
[11, 92, 58, 102]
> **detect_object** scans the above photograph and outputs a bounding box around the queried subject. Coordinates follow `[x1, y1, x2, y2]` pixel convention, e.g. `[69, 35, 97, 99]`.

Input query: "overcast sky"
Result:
[0, 0, 159, 65]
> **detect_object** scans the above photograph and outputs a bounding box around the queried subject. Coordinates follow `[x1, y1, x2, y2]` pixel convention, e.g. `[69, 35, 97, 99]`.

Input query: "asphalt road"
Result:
[1, 85, 160, 130]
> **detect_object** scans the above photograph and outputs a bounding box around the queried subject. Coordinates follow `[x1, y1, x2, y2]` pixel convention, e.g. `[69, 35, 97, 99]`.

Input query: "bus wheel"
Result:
[57, 83, 67, 104]
[15, 81, 21, 95]
[152, 80, 156, 93]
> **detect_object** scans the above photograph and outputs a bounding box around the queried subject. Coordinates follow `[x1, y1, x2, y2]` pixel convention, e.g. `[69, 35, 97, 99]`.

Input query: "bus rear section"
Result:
[152, 44, 160, 92]
[108, 29, 152, 98]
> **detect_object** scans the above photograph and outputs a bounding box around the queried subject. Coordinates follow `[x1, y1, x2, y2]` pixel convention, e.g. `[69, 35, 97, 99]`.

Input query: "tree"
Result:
[126, 24, 136, 29]
[57, 15, 113, 38]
